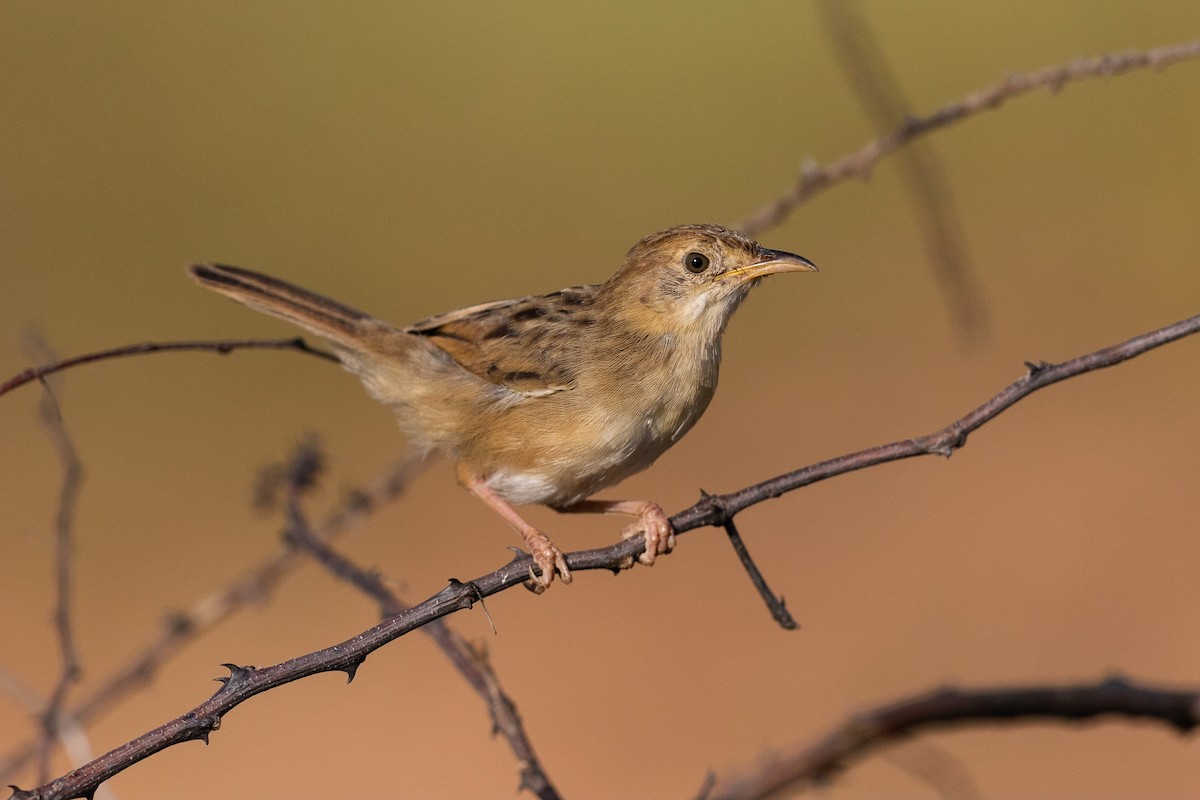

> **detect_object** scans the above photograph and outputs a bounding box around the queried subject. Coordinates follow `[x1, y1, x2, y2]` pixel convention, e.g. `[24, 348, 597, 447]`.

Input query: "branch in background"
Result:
[280, 442, 561, 800]
[20, 333, 86, 785]
[735, 39, 1200, 237]
[816, 0, 987, 344]
[0, 457, 422, 787]
[0, 338, 338, 400]
[702, 677, 1200, 799]
[0, 671, 108, 800]
[13, 307, 1199, 800]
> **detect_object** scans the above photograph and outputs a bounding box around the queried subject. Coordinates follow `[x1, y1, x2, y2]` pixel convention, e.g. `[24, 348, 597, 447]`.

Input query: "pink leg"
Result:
[464, 476, 571, 591]
[560, 499, 674, 566]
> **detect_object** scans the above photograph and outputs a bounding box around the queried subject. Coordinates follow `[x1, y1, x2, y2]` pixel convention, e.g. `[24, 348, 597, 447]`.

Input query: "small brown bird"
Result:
[189, 224, 815, 589]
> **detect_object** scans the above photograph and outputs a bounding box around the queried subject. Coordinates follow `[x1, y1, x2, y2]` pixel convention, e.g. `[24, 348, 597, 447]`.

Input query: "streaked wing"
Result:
[405, 285, 600, 397]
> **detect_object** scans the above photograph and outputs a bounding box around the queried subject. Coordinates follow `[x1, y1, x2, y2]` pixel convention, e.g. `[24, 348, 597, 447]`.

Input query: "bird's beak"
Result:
[721, 249, 818, 283]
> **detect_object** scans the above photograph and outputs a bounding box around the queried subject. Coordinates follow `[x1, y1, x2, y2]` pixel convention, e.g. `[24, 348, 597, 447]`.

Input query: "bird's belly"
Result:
[480, 386, 711, 507]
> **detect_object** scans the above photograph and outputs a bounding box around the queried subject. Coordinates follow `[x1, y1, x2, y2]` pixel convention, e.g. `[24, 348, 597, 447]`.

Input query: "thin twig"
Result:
[735, 39, 1200, 236]
[35, 383, 85, 785]
[20, 332, 87, 786]
[720, 518, 797, 630]
[703, 677, 1200, 799]
[13, 308, 1199, 800]
[279, 443, 562, 800]
[0, 338, 338, 400]
[0, 668, 108, 800]
[816, 0, 987, 343]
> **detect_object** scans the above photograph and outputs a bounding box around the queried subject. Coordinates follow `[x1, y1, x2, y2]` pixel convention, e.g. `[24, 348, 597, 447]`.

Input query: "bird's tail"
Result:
[187, 263, 382, 350]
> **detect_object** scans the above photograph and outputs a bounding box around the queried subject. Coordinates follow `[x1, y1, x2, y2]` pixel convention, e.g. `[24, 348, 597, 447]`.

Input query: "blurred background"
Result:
[2, 2, 1199, 797]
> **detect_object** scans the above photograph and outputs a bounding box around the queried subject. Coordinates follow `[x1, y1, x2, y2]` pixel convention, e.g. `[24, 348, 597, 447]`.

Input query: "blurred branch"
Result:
[13, 306, 1199, 800]
[0, 338, 337, 400]
[0, 669, 109, 800]
[702, 677, 1200, 799]
[735, 38, 1200, 236]
[816, 0, 987, 344]
[0, 457, 422, 787]
[20, 334, 86, 785]
[279, 441, 561, 800]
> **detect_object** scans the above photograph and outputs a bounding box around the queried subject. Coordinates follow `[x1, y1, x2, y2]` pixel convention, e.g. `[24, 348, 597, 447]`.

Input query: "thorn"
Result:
[342, 658, 364, 684]
[445, 577, 471, 603]
[216, 663, 255, 691]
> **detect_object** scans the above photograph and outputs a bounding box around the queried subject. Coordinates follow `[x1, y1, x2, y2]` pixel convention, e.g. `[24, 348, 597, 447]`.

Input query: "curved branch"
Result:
[13, 307, 1199, 800]
[704, 677, 1200, 800]
[0, 338, 337, 400]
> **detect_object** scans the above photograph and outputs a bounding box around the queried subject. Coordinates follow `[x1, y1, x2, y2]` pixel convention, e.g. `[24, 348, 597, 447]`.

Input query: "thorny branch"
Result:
[12, 307, 1200, 800]
[280, 443, 561, 800]
[735, 38, 1200, 236]
[702, 677, 1200, 800]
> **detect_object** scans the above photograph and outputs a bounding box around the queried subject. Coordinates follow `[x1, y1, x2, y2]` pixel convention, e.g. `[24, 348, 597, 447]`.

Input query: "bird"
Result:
[188, 224, 816, 590]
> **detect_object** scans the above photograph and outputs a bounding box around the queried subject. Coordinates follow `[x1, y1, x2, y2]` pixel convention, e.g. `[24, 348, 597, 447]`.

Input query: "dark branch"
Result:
[704, 677, 1200, 799]
[721, 517, 797, 630]
[13, 305, 1200, 800]
[0, 338, 338, 400]
[670, 311, 1200, 532]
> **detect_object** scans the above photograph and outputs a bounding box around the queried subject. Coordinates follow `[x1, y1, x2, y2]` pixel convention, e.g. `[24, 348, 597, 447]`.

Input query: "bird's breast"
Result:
[475, 331, 721, 507]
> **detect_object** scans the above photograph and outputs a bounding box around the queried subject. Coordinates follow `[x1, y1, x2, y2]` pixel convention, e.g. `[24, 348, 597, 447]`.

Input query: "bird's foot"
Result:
[524, 529, 571, 593]
[620, 503, 675, 566]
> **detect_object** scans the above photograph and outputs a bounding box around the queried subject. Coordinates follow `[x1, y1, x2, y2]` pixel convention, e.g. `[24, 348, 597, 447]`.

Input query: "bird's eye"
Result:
[684, 252, 710, 274]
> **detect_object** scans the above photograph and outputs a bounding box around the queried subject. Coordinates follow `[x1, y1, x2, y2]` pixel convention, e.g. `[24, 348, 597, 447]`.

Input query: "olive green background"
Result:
[3, 2, 1199, 797]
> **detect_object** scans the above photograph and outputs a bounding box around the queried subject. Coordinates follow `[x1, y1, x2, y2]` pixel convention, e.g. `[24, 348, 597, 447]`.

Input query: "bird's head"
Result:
[602, 223, 817, 339]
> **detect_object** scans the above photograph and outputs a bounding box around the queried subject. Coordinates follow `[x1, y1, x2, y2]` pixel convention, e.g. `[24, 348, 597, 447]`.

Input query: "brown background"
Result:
[2, 3, 1199, 798]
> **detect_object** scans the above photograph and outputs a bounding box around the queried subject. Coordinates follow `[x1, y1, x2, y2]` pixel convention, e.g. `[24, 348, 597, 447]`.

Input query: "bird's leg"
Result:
[463, 476, 571, 591]
[558, 499, 674, 567]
